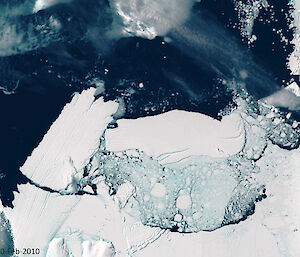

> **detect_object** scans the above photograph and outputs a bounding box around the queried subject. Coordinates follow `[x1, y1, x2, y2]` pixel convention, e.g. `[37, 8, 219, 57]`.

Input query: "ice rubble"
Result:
[0, 206, 13, 255]
[0, 88, 119, 256]
[233, 0, 269, 41]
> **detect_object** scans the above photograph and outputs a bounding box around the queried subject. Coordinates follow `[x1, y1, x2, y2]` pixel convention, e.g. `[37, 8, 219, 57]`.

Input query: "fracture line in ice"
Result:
[130, 144, 300, 257]
[47, 181, 165, 256]
[3, 142, 299, 257]
[2, 93, 299, 256]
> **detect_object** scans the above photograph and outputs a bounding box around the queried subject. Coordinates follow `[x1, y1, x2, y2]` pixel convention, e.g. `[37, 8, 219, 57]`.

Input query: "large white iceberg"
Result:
[105, 110, 245, 165]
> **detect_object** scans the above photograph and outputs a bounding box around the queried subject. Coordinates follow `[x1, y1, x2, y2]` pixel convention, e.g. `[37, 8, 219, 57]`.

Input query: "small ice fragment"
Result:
[151, 183, 166, 198]
[176, 194, 191, 210]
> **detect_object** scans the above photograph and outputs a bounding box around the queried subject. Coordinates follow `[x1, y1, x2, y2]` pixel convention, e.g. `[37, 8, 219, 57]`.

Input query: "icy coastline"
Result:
[0, 86, 298, 256]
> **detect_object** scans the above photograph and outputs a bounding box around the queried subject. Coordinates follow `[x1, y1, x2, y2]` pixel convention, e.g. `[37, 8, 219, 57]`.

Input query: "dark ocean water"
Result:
[0, 0, 297, 206]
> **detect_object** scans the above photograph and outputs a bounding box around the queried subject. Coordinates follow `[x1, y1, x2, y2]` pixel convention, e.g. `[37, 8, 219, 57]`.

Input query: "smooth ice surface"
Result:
[1, 1, 300, 257]
[21, 88, 118, 192]
[105, 110, 245, 165]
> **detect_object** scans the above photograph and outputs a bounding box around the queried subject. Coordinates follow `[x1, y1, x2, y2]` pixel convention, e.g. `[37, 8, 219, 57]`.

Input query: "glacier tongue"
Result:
[20, 88, 118, 193]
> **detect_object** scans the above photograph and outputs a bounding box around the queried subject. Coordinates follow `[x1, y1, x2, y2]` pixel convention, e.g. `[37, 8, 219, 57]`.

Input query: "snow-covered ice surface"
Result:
[1, 130, 299, 256]
[105, 110, 245, 164]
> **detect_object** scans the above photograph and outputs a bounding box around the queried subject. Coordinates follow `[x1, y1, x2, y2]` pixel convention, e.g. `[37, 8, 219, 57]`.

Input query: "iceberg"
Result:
[1, 1, 300, 256]
[105, 110, 245, 165]
[99, 106, 274, 232]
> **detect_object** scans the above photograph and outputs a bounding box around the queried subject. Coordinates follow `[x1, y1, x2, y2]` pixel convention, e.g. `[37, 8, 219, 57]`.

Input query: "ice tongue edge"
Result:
[20, 88, 119, 193]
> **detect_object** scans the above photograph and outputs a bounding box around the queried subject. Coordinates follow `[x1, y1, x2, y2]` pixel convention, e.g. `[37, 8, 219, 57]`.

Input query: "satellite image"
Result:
[0, 0, 299, 256]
